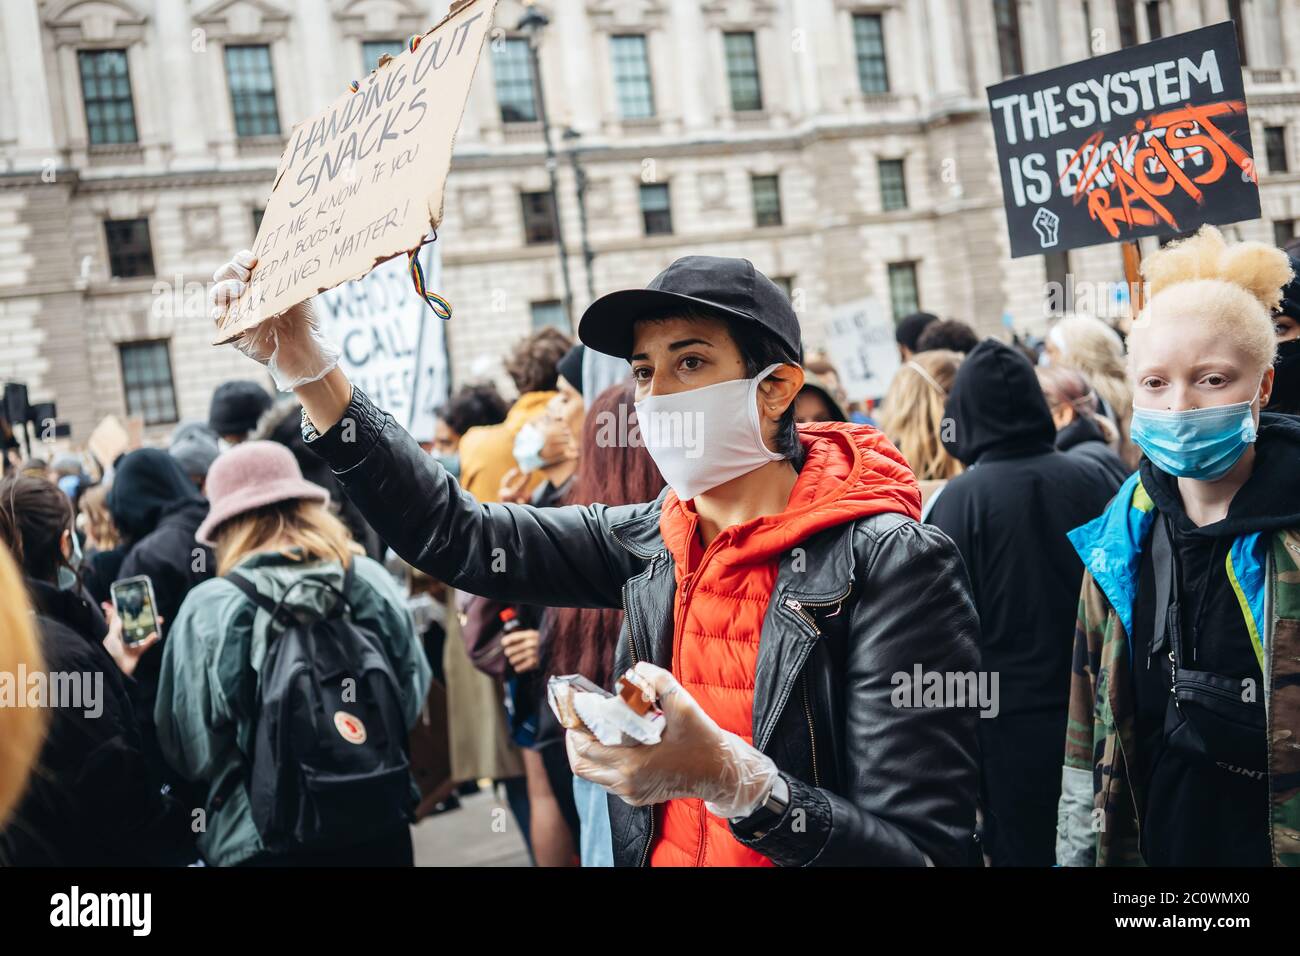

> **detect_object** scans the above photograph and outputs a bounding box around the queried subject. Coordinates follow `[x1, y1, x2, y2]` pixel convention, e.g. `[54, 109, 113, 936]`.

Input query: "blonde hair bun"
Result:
[1141, 224, 1293, 313]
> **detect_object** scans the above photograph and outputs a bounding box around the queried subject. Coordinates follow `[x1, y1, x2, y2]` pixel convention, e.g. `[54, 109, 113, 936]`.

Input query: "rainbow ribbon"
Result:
[409, 249, 452, 320]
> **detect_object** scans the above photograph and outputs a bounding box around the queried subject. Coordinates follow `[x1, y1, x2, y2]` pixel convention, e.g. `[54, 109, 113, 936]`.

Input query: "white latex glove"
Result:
[565, 661, 781, 820]
[209, 250, 341, 391]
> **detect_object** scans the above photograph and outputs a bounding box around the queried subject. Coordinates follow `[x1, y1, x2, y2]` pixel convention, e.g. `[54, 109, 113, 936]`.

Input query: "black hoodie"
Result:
[1056, 413, 1130, 486]
[1127, 412, 1300, 866]
[106, 449, 215, 758]
[927, 339, 1126, 714]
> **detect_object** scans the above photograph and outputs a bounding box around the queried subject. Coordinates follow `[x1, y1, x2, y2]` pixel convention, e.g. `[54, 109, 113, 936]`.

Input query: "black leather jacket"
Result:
[305, 389, 983, 866]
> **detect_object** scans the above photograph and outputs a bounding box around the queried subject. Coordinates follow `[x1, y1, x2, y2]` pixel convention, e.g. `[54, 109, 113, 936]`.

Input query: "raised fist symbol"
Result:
[1032, 207, 1060, 248]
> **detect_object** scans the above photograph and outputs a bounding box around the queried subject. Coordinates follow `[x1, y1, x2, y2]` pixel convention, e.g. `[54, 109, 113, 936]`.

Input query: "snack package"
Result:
[547, 671, 665, 746]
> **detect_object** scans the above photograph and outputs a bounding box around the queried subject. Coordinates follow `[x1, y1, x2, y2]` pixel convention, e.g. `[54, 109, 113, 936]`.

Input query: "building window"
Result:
[119, 341, 178, 426]
[610, 34, 655, 120]
[362, 39, 405, 72]
[1144, 1, 1163, 40]
[1274, 220, 1296, 248]
[771, 276, 794, 301]
[521, 191, 557, 245]
[888, 262, 920, 321]
[993, 0, 1024, 77]
[224, 45, 280, 138]
[1228, 0, 1248, 65]
[725, 32, 763, 112]
[752, 174, 782, 227]
[104, 218, 154, 278]
[640, 183, 672, 235]
[493, 37, 537, 123]
[879, 159, 908, 211]
[1266, 126, 1289, 173]
[78, 49, 138, 145]
[531, 300, 566, 330]
[852, 14, 889, 94]
[1116, 1, 1139, 48]
[252, 207, 265, 234]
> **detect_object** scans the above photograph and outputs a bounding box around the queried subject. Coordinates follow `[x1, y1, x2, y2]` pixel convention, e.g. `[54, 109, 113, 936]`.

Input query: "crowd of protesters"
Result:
[1, 226, 1299, 868]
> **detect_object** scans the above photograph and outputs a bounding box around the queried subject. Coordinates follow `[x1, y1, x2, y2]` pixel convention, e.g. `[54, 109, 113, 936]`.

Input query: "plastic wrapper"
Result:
[547, 672, 665, 745]
[558, 662, 782, 819]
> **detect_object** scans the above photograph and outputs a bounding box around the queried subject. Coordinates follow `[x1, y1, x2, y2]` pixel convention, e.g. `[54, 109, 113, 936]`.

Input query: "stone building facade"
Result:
[2, 0, 1300, 442]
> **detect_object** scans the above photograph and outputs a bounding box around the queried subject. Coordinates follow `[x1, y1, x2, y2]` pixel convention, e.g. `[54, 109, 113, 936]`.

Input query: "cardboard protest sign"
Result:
[825, 298, 900, 402]
[213, 0, 497, 344]
[87, 414, 131, 470]
[987, 21, 1259, 258]
[317, 242, 450, 443]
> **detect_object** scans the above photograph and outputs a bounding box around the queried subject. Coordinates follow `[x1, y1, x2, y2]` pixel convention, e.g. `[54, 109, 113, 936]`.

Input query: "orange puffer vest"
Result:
[648, 422, 920, 866]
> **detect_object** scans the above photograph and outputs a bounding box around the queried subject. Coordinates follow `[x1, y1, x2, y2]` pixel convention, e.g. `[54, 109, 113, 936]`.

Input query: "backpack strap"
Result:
[225, 570, 280, 617]
[226, 566, 355, 625]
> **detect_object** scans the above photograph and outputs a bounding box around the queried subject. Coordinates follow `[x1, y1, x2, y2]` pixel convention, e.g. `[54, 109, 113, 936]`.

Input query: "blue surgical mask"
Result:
[433, 452, 460, 478]
[1130, 398, 1258, 481]
[512, 423, 550, 473]
[58, 526, 83, 592]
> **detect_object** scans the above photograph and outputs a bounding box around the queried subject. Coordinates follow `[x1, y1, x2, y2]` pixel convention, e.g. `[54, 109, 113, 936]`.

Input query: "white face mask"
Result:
[633, 364, 785, 501]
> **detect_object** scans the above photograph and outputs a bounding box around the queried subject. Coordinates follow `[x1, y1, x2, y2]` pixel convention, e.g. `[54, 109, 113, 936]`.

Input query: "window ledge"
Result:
[611, 117, 663, 137]
[501, 121, 543, 142]
[89, 276, 158, 294]
[87, 144, 144, 165]
[1248, 67, 1292, 85]
[236, 135, 287, 158]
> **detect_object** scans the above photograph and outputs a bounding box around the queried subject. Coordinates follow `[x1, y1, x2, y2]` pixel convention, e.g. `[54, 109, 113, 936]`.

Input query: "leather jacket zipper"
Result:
[778, 585, 850, 789]
[784, 587, 850, 637]
[800, 670, 820, 788]
[621, 580, 638, 666]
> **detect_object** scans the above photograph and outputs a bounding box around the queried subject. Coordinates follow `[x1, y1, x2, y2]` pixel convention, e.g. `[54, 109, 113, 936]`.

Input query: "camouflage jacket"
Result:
[1055, 472, 1300, 866]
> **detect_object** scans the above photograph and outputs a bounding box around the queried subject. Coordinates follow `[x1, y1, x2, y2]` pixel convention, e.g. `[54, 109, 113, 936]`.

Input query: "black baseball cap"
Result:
[578, 256, 802, 362]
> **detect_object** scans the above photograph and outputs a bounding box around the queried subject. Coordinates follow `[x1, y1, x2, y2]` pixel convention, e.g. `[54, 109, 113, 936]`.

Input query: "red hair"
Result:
[545, 381, 663, 682]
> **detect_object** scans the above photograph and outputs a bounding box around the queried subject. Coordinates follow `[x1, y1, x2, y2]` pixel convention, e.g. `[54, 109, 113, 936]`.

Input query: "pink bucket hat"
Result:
[196, 440, 330, 547]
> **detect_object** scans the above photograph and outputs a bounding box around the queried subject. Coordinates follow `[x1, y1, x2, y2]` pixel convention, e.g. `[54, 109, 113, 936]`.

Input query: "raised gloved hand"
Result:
[209, 250, 341, 391]
[565, 661, 781, 820]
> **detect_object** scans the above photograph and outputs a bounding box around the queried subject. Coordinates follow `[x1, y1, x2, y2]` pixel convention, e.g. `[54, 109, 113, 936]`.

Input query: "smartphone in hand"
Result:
[110, 575, 160, 647]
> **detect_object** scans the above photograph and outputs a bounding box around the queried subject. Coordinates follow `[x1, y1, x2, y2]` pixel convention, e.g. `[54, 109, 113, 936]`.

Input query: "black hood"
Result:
[26, 578, 108, 645]
[941, 338, 1057, 465]
[1268, 338, 1300, 417]
[107, 448, 203, 543]
[1056, 413, 1107, 452]
[1140, 412, 1300, 538]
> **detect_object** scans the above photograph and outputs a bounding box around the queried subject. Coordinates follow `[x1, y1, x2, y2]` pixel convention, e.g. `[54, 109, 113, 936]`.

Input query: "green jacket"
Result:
[154, 551, 431, 866]
[1056, 473, 1300, 866]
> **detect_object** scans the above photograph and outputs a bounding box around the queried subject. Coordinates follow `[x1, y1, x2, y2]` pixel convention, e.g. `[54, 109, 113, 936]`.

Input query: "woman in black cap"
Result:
[209, 248, 981, 869]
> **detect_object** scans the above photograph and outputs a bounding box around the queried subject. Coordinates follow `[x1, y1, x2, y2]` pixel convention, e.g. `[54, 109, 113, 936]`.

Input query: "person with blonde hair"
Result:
[76, 482, 126, 606]
[0, 540, 45, 832]
[1045, 312, 1136, 465]
[879, 349, 963, 514]
[154, 441, 431, 866]
[1058, 225, 1300, 867]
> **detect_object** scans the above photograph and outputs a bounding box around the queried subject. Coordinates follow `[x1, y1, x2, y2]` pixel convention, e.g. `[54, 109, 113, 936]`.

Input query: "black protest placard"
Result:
[987, 21, 1259, 259]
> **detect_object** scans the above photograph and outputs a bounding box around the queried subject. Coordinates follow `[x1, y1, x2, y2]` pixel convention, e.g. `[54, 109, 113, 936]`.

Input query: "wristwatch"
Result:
[732, 774, 790, 836]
